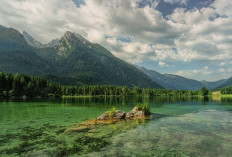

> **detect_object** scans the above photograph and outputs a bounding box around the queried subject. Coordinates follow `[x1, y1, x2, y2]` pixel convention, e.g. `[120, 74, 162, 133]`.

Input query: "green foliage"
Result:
[132, 86, 141, 95]
[199, 87, 209, 96]
[136, 104, 151, 115]
[0, 71, 61, 98]
[136, 104, 142, 110]
[108, 107, 116, 119]
[220, 86, 232, 94]
[0, 71, 206, 99]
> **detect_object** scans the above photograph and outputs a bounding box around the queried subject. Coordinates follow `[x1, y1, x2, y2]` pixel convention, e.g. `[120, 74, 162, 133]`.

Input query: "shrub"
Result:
[142, 104, 150, 115]
[108, 107, 116, 119]
[136, 104, 142, 110]
[136, 104, 151, 115]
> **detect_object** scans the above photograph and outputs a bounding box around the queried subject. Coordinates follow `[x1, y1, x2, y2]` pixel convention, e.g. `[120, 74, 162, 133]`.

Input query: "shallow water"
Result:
[0, 96, 232, 156]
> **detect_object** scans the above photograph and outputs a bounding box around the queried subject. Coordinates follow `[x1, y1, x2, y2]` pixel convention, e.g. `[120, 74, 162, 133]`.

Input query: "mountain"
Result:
[0, 25, 28, 50]
[0, 26, 162, 88]
[46, 39, 59, 47]
[23, 31, 59, 48]
[0, 26, 55, 76]
[137, 66, 226, 90]
[48, 31, 162, 88]
[137, 66, 205, 90]
[214, 77, 232, 89]
[201, 79, 227, 90]
[23, 31, 44, 48]
[136, 66, 177, 89]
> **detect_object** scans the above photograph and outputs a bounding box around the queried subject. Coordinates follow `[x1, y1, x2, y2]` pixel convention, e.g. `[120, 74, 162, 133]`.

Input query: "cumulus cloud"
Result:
[0, 0, 232, 80]
[211, 0, 232, 16]
[220, 62, 226, 66]
[176, 66, 213, 79]
[158, 61, 169, 67]
[167, 1, 232, 64]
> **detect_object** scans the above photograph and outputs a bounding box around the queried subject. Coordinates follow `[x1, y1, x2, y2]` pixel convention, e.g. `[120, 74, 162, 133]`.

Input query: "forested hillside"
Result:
[0, 26, 162, 88]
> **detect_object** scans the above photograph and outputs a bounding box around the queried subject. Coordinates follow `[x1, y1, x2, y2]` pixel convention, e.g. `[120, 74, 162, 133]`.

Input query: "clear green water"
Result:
[0, 96, 232, 156]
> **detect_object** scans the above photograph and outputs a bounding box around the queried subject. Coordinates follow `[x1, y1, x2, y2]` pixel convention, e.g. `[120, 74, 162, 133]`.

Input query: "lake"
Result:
[0, 96, 232, 156]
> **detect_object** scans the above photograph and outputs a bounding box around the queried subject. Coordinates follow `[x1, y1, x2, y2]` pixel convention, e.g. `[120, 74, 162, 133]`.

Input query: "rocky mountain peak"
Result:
[23, 31, 44, 48]
[61, 31, 89, 44]
[23, 31, 59, 48]
[57, 31, 91, 57]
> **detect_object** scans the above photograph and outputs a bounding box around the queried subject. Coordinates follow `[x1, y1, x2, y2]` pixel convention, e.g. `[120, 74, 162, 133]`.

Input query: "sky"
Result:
[0, 0, 232, 81]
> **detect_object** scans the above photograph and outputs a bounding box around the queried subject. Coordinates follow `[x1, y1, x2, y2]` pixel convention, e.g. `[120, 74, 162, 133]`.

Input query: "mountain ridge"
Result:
[214, 77, 232, 89]
[23, 31, 59, 48]
[1, 25, 230, 90]
[136, 66, 227, 90]
[0, 26, 162, 88]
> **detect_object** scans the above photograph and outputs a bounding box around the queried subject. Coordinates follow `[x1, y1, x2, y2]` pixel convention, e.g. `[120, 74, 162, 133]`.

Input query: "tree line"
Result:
[220, 86, 232, 94]
[0, 71, 209, 98]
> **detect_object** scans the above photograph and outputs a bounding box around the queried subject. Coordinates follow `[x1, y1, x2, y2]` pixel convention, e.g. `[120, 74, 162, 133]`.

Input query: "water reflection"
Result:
[58, 96, 214, 107]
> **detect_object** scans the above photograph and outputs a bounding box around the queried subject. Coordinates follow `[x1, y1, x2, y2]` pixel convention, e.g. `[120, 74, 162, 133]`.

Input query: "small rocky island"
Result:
[65, 104, 151, 133]
[97, 104, 151, 121]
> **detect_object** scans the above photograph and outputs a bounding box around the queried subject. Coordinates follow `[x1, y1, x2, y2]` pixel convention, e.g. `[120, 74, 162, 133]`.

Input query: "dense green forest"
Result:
[220, 86, 232, 94]
[0, 71, 210, 99]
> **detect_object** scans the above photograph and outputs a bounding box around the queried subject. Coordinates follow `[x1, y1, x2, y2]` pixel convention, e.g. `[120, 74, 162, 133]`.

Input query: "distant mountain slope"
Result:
[214, 77, 232, 89]
[0, 26, 54, 76]
[164, 74, 205, 90]
[136, 66, 177, 89]
[23, 31, 44, 48]
[137, 66, 205, 90]
[0, 26, 162, 88]
[137, 66, 226, 90]
[201, 79, 227, 90]
[0, 25, 28, 50]
[23, 31, 59, 48]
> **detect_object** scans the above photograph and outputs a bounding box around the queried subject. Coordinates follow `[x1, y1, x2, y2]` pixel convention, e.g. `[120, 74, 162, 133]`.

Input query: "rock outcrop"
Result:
[115, 110, 126, 119]
[97, 107, 150, 121]
[97, 112, 110, 121]
[66, 106, 151, 133]
[97, 110, 126, 121]
[126, 107, 150, 119]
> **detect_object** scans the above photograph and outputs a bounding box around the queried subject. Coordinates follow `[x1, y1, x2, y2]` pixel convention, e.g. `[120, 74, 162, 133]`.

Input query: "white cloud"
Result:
[227, 68, 232, 72]
[219, 68, 225, 72]
[159, 61, 169, 67]
[204, 66, 209, 70]
[177, 67, 213, 79]
[220, 62, 226, 66]
[211, 0, 232, 17]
